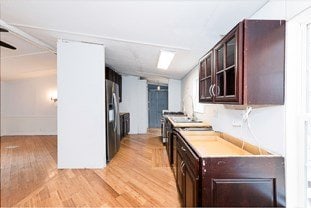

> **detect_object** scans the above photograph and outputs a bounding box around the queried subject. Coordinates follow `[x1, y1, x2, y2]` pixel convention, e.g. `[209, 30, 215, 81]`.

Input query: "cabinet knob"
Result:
[181, 146, 186, 152]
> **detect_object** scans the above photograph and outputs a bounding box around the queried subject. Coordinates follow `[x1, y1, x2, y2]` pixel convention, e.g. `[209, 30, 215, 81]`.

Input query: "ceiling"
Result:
[0, 0, 269, 81]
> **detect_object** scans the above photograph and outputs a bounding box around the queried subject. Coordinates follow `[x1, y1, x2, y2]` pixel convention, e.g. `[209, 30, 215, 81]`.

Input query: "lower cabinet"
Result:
[176, 150, 183, 195]
[175, 132, 199, 207]
[120, 113, 130, 139]
[120, 115, 124, 139]
[165, 120, 173, 164]
[184, 158, 199, 207]
[173, 130, 285, 207]
[172, 133, 178, 177]
[124, 113, 130, 135]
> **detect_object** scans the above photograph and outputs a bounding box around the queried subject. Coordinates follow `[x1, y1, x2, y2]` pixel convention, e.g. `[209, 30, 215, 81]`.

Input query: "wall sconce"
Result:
[49, 90, 58, 103]
[51, 97, 58, 102]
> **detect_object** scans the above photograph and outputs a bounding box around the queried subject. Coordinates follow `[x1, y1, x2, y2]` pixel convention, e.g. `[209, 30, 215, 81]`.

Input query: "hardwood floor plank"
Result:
[1, 129, 181, 207]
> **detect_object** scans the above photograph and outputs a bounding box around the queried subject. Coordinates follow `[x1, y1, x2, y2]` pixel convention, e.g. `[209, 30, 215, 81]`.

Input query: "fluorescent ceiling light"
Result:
[157, 50, 175, 70]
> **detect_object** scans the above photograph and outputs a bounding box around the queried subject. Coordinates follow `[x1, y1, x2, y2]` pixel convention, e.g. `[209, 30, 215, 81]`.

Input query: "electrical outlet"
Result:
[232, 120, 242, 127]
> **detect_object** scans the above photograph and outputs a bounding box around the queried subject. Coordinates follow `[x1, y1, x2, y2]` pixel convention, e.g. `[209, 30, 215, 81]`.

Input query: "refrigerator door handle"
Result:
[113, 93, 117, 132]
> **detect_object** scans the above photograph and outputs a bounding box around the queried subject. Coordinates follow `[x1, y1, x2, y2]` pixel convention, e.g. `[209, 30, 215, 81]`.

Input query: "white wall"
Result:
[57, 40, 106, 169]
[119, 77, 177, 133]
[1, 75, 57, 136]
[168, 79, 181, 112]
[119, 75, 148, 134]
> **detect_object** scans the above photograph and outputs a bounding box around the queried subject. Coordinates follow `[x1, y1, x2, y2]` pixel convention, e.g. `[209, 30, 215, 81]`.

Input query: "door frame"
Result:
[147, 84, 168, 128]
[285, 8, 311, 207]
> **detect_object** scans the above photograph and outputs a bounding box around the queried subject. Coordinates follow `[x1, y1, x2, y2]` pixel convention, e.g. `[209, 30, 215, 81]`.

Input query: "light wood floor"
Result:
[1, 129, 181, 207]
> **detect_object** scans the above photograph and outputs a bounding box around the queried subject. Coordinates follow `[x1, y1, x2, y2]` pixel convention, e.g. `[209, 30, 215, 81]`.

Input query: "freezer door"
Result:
[113, 83, 121, 152]
[106, 80, 117, 162]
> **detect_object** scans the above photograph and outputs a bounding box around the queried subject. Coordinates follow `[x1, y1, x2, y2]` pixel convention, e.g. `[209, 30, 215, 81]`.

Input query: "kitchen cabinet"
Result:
[106, 66, 122, 102]
[166, 117, 211, 167]
[165, 120, 173, 164]
[120, 114, 124, 139]
[175, 131, 199, 207]
[120, 113, 130, 139]
[199, 51, 213, 102]
[174, 129, 285, 207]
[124, 113, 130, 135]
[176, 149, 183, 195]
[172, 133, 178, 176]
[199, 19, 285, 105]
[184, 162, 198, 207]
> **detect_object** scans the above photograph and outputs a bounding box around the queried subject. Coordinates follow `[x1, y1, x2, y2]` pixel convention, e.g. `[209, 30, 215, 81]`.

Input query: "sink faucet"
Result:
[182, 93, 196, 121]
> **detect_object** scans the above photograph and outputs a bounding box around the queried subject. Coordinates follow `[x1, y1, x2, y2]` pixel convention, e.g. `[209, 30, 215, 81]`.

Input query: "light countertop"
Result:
[167, 116, 212, 128]
[179, 130, 253, 157]
[119, 112, 129, 116]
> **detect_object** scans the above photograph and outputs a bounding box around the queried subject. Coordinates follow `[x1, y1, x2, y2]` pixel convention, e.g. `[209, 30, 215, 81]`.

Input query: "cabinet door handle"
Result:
[211, 84, 216, 96]
[208, 85, 212, 97]
[181, 162, 185, 175]
[216, 86, 220, 96]
[181, 146, 186, 152]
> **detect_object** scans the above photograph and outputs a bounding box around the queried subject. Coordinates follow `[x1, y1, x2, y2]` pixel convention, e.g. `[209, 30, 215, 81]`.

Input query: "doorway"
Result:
[148, 84, 168, 128]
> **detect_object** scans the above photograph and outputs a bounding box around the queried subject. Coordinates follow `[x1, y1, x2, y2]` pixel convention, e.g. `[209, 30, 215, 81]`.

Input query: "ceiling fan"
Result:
[0, 28, 17, 50]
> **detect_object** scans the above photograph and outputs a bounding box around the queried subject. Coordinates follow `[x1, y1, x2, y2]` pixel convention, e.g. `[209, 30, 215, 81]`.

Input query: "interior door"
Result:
[148, 85, 168, 128]
[148, 90, 158, 128]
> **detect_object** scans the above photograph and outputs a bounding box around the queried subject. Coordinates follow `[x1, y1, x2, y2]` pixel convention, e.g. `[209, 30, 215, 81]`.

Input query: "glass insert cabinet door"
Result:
[199, 51, 213, 102]
[214, 27, 240, 103]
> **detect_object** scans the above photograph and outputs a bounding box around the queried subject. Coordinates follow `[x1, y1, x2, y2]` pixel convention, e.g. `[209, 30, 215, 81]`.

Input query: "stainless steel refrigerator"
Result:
[105, 80, 120, 162]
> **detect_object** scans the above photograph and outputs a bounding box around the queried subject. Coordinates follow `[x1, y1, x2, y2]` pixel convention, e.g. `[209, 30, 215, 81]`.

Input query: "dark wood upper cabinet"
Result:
[214, 26, 241, 103]
[199, 51, 213, 102]
[106, 66, 122, 102]
[199, 20, 285, 105]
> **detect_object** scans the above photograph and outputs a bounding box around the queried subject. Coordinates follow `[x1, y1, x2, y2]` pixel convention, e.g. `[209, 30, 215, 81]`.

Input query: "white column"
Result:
[57, 40, 106, 169]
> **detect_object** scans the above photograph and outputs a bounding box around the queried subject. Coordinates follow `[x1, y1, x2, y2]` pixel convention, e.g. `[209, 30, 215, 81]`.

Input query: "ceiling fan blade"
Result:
[0, 41, 16, 50]
[0, 28, 9, 32]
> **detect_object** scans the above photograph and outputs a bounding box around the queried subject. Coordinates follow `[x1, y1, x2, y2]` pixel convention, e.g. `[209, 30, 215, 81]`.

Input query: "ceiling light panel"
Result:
[157, 50, 175, 70]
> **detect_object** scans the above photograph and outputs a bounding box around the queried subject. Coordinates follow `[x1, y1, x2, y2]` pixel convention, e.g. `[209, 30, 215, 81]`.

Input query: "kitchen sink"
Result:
[171, 117, 203, 123]
[182, 127, 213, 131]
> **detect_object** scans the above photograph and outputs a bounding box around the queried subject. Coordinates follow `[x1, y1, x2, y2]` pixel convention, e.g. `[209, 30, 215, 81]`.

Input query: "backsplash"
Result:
[181, 66, 285, 155]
